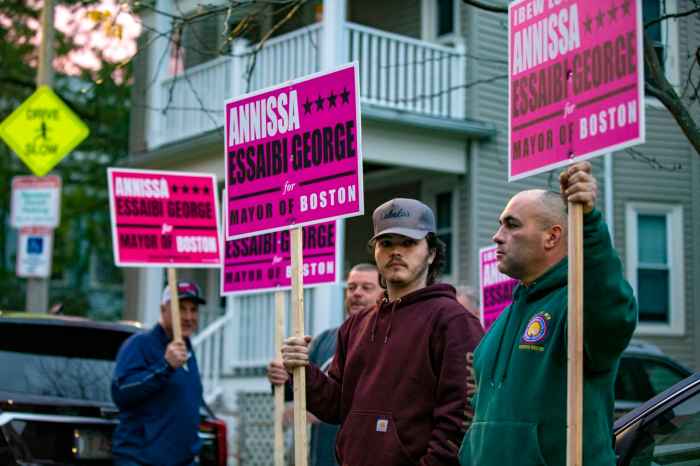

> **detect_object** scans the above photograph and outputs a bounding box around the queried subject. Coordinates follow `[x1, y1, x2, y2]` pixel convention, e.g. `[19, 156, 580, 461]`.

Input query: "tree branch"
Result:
[461, 0, 508, 14]
[644, 6, 700, 29]
[643, 29, 700, 155]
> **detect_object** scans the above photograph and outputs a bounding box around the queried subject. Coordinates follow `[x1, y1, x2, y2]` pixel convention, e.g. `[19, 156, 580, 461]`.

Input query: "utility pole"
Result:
[27, 0, 55, 313]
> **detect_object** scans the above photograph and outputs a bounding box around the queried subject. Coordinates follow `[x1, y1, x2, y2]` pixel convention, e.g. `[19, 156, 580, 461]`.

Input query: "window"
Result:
[626, 203, 684, 335]
[436, 192, 454, 276]
[642, 0, 680, 89]
[422, 0, 460, 43]
[621, 388, 700, 466]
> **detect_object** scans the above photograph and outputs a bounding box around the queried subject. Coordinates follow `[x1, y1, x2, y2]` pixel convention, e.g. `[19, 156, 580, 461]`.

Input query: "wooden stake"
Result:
[167, 268, 183, 342]
[274, 291, 286, 466]
[567, 203, 584, 466]
[291, 227, 308, 466]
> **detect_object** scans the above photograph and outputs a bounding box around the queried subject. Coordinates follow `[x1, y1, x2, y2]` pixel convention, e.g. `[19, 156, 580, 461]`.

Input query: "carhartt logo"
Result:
[376, 418, 389, 432]
[382, 207, 409, 220]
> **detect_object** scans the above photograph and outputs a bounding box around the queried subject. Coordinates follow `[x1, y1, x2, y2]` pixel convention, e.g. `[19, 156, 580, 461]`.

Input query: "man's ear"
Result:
[544, 225, 563, 250]
[428, 248, 437, 265]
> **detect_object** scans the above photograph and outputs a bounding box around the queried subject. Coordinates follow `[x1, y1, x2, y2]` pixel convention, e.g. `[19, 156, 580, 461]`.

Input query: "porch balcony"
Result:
[146, 21, 467, 150]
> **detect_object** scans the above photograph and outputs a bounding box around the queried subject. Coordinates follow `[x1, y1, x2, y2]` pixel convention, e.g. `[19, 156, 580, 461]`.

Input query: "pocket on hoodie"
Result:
[336, 410, 416, 466]
[458, 421, 548, 466]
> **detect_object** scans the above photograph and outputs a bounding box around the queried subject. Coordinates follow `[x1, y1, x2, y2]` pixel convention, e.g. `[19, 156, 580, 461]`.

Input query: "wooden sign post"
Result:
[274, 291, 286, 466]
[567, 204, 584, 466]
[290, 227, 308, 466]
[167, 267, 183, 342]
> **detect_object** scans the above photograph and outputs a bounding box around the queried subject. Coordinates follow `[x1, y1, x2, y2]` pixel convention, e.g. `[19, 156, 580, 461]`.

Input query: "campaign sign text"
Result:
[108, 168, 221, 268]
[222, 220, 337, 295]
[225, 63, 363, 239]
[480, 246, 518, 330]
[508, 0, 644, 180]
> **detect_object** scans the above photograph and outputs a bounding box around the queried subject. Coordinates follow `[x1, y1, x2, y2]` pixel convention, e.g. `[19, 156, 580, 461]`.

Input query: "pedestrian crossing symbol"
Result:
[0, 85, 90, 176]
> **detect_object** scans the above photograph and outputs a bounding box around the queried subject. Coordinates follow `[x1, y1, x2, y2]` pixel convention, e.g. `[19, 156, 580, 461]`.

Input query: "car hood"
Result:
[0, 389, 118, 421]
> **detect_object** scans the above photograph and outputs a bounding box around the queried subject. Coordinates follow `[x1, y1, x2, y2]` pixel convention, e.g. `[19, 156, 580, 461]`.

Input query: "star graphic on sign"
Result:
[621, 0, 631, 16]
[584, 16, 593, 33]
[340, 87, 350, 104]
[193, 186, 199, 194]
[303, 98, 313, 115]
[204, 186, 209, 194]
[315, 94, 325, 110]
[596, 9, 605, 28]
[172, 185, 178, 193]
[608, 1, 618, 21]
[327, 90, 338, 107]
[183, 185, 189, 194]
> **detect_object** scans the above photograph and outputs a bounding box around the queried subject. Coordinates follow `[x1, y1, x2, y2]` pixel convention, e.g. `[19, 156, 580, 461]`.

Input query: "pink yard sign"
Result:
[221, 220, 337, 295]
[224, 63, 363, 240]
[480, 246, 518, 331]
[508, 0, 644, 181]
[107, 168, 221, 268]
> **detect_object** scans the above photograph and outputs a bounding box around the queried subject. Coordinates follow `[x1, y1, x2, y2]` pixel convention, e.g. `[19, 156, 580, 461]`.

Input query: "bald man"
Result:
[458, 162, 637, 466]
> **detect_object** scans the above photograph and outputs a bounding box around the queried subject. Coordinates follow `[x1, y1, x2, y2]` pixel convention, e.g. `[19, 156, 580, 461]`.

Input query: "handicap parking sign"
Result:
[27, 237, 43, 254]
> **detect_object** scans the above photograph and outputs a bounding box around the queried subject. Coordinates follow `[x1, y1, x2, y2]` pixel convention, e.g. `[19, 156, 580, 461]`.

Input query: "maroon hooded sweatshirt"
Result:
[305, 284, 484, 466]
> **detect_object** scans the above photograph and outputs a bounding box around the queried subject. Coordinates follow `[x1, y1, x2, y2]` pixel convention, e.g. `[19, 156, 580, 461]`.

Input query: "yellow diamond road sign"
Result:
[0, 85, 89, 177]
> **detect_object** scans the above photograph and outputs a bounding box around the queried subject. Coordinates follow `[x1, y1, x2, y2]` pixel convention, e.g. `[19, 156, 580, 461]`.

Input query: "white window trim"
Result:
[625, 202, 685, 336]
[645, 0, 681, 107]
[421, 0, 461, 45]
[422, 175, 460, 284]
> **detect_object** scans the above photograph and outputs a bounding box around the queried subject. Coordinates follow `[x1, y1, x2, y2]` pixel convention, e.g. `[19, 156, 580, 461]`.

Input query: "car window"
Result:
[617, 357, 689, 403]
[0, 350, 115, 403]
[643, 361, 687, 396]
[625, 391, 700, 466]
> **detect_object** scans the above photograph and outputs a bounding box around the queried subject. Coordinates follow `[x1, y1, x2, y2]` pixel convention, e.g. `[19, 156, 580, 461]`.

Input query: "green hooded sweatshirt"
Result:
[458, 209, 637, 466]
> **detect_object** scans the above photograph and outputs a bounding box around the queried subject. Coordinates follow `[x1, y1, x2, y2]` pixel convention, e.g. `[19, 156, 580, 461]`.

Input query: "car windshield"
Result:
[0, 318, 135, 403]
[0, 351, 115, 403]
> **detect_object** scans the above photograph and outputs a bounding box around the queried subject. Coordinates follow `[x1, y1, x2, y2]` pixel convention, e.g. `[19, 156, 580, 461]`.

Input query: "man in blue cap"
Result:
[111, 281, 206, 466]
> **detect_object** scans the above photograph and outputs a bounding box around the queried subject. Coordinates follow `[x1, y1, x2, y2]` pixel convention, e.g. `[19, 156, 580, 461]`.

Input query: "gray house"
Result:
[125, 0, 698, 461]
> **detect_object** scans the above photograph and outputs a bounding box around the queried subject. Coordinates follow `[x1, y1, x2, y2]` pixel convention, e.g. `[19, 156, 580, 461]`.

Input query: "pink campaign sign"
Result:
[508, 0, 645, 181]
[225, 63, 363, 240]
[221, 220, 337, 295]
[480, 246, 518, 331]
[107, 168, 221, 267]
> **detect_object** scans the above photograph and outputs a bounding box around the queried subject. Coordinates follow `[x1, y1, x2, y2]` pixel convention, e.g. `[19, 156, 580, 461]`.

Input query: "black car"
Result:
[0, 312, 227, 465]
[615, 340, 693, 417]
[614, 371, 700, 465]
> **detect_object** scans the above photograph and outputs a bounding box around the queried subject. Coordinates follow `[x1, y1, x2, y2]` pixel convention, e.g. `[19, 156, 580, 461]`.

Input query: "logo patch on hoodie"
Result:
[376, 418, 389, 432]
[519, 312, 551, 351]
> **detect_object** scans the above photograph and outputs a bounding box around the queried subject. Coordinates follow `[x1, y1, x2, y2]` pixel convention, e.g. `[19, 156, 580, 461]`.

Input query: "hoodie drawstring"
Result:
[384, 298, 400, 344]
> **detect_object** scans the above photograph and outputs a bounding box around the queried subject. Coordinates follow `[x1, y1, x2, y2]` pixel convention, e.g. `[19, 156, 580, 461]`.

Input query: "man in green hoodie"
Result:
[458, 162, 637, 466]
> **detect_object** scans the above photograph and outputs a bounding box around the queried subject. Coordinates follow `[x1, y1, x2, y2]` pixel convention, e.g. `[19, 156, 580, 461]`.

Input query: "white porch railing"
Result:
[154, 55, 236, 148]
[346, 22, 466, 119]
[192, 289, 315, 403]
[148, 22, 467, 150]
[245, 23, 322, 93]
[192, 312, 230, 404]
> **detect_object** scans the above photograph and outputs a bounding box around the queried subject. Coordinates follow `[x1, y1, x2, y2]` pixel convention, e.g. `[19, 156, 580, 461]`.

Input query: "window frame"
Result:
[421, 0, 461, 45]
[625, 202, 685, 336]
[422, 175, 460, 284]
[643, 0, 681, 107]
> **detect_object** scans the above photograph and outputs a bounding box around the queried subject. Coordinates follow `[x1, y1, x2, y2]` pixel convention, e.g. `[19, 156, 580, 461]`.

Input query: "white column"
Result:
[146, 0, 173, 148]
[318, 0, 349, 331]
[321, 0, 348, 69]
[451, 38, 467, 119]
[141, 267, 165, 326]
[604, 153, 614, 242]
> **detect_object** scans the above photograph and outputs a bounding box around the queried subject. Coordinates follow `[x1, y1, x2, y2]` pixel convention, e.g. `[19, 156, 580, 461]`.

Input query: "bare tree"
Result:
[462, 0, 700, 157]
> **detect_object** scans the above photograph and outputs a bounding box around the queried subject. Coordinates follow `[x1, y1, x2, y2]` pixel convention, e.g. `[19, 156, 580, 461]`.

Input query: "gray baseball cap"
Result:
[371, 198, 436, 241]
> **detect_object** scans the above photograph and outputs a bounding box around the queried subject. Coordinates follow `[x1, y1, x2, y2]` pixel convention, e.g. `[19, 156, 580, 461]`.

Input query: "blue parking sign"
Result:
[27, 237, 43, 255]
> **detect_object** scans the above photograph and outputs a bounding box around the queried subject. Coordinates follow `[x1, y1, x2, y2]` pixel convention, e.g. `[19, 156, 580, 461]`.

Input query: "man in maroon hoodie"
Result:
[282, 198, 484, 466]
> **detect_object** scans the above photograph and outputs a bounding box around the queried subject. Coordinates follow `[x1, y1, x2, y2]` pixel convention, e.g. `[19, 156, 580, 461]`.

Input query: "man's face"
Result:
[492, 193, 547, 281]
[161, 298, 200, 338]
[374, 234, 434, 290]
[344, 269, 382, 316]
